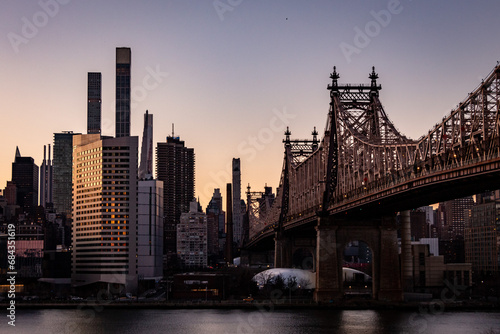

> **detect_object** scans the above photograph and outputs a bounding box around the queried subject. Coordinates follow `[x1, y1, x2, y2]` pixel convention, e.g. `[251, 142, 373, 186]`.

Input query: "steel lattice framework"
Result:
[247, 63, 500, 241]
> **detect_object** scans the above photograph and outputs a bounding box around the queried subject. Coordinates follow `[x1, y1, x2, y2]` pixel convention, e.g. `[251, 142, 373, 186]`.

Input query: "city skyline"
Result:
[2, 1, 500, 207]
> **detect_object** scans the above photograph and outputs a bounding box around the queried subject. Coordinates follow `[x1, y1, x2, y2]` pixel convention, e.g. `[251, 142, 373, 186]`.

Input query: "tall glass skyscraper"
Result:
[116, 47, 131, 138]
[87, 72, 102, 134]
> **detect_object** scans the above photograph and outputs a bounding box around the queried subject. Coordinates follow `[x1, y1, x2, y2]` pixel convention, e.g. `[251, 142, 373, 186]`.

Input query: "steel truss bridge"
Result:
[247, 63, 500, 247]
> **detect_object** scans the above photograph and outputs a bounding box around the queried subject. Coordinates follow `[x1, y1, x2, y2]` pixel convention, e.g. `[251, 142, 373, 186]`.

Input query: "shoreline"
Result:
[2, 300, 499, 311]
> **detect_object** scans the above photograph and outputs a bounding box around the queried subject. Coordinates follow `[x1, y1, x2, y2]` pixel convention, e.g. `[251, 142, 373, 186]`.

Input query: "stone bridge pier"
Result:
[313, 215, 402, 302]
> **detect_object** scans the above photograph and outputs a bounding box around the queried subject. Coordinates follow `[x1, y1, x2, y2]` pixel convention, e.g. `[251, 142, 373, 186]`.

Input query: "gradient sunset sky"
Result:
[1, 0, 500, 207]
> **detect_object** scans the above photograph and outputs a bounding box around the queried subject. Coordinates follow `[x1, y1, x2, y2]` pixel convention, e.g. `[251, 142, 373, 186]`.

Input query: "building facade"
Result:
[177, 200, 207, 268]
[71, 134, 138, 293]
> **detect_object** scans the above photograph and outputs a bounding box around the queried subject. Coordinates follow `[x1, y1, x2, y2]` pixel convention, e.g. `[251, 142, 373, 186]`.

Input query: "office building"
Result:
[156, 135, 195, 262]
[71, 134, 138, 293]
[39, 144, 53, 209]
[116, 47, 131, 138]
[87, 72, 102, 134]
[177, 200, 207, 268]
[53, 132, 80, 218]
[12, 147, 38, 214]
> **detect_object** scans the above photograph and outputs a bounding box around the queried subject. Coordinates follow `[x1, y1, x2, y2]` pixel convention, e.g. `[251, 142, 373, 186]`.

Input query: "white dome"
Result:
[253, 267, 372, 289]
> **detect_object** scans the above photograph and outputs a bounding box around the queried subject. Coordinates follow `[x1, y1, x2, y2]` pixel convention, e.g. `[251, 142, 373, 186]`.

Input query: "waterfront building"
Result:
[71, 134, 138, 293]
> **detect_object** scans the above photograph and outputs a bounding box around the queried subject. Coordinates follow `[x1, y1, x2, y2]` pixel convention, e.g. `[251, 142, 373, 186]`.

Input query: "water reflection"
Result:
[10, 308, 500, 334]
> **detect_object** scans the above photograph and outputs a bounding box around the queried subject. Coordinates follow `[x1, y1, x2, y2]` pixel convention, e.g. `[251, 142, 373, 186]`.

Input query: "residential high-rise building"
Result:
[138, 179, 164, 279]
[71, 134, 138, 293]
[87, 72, 102, 134]
[115, 47, 131, 138]
[177, 199, 207, 268]
[138, 110, 153, 180]
[156, 135, 194, 263]
[12, 147, 38, 214]
[39, 144, 53, 209]
[53, 132, 80, 218]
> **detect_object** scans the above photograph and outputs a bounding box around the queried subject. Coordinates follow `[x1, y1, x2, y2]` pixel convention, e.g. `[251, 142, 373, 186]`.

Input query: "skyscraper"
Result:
[232, 158, 244, 246]
[39, 144, 53, 209]
[138, 110, 153, 180]
[11, 147, 38, 214]
[53, 131, 80, 218]
[87, 72, 102, 134]
[71, 134, 138, 293]
[156, 135, 194, 262]
[115, 47, 131, 138]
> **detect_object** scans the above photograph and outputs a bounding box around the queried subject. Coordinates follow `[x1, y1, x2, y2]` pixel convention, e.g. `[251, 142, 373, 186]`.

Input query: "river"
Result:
[5, 308, 500, 333]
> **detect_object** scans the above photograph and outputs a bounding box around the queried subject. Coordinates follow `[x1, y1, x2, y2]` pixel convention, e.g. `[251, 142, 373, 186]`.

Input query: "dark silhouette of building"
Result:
[206, 188, 225, 263]
[39, 144, 53, 209]
[156, 135, 194, 265]
[115, 47, 131, 138]
[87, 72, 102, 134]
[11, 147, 38, 214]
[410, 210, 429, 241]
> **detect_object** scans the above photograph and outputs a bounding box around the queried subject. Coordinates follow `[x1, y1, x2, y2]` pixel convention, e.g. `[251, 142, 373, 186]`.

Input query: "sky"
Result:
[1, 0, 500, 208]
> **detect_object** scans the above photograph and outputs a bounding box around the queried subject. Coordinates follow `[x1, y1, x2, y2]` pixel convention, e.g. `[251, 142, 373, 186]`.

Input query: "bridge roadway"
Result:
[246, 142, 500, 248]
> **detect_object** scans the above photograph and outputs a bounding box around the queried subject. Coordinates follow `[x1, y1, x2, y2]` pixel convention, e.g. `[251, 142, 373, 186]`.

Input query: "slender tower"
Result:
[40, 144, 53, 208]
[225, 183, 233, 264]
[139, 110, 153, 180]
[87, 72, 102, 134]
[116, 47, 131, 138]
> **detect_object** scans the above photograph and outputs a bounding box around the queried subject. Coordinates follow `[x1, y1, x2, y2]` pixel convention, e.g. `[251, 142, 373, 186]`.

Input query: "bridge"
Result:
[245, 63, 500, 302]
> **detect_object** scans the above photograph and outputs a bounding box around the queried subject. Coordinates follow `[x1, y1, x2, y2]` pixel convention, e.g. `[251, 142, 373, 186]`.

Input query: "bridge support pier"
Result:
[313, 214, 402, 303]
[313, 215, 342, 302]
[376, 216, 403, 301]
[274, 232, 292, 268]
[400, 210, 414, 292]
